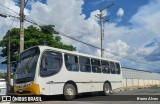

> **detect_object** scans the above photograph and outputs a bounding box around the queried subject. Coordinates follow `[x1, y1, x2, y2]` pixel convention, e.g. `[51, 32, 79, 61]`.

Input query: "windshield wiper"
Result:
[16, 76, 34, 84]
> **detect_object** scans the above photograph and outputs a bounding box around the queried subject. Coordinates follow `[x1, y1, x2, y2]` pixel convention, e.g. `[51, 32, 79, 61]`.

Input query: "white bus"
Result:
[14, 46, 122, 100]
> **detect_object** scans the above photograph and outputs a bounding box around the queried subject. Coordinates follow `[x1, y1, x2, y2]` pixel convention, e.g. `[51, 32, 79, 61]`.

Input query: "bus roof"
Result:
[23, 45, 120, 63]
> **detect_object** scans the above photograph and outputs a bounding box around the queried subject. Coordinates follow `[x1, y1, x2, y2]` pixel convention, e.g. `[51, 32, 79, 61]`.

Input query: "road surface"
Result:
[1, 88, 160, 104]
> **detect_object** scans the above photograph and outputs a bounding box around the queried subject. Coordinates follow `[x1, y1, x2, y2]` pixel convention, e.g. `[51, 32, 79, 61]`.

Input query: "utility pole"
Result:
[20, 0, 25, 53]
[95, 2, 114, 57]
[7, 31, 11, 95]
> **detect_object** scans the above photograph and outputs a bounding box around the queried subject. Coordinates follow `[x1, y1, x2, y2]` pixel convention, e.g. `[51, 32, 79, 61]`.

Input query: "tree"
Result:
[0, 72, 14, 80]
[0, 25, 76, 64]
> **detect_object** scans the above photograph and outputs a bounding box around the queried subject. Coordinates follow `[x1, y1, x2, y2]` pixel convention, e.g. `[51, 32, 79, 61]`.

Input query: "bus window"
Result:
[65, 54, 79, 71]
[79, 56, 91, 72]
[101, 61, 110, 74]
[115, 63, 121, 74]
[40, 51, 62, 77]
[109, 62, 116, 74]
[91, 59, 101, 73]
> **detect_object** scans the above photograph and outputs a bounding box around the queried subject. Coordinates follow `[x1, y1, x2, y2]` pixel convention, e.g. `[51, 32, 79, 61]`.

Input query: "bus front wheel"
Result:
[63, 84, 76, 100]
[103, 83, 111, 95]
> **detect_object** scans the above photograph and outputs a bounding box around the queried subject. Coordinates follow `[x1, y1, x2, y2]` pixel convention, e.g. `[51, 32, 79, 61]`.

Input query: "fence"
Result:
[122, 67, 160, 87]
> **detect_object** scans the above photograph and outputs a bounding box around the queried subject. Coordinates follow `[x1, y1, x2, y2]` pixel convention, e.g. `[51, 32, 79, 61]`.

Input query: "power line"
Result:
[0, 13, 7, 18]
[26, 15, 101, 39]
[0, 2, 153, 48]
[0, 1, 25, 53]
[0, 13, 20, 19]
[0, 2, 19, 15]
[0, 5, 159, 66]
[13, 14, 159, 66]
[59, 32, 160, 66]
[0, 1, 158, 45]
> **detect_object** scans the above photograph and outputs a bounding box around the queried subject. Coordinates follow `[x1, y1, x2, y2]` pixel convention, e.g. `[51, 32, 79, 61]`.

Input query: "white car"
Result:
[0, 79, 6, 95]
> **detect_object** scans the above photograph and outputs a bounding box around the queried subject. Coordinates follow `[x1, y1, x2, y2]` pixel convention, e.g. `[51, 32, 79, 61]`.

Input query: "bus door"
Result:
[40, 50, 63, 95]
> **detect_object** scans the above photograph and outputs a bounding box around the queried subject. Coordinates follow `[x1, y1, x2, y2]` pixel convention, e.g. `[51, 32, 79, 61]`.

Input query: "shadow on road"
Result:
[41, 92, 102, 101]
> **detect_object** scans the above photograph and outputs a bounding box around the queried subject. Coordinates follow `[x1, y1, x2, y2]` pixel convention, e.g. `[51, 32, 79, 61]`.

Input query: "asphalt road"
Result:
[3, 88, 160, 104]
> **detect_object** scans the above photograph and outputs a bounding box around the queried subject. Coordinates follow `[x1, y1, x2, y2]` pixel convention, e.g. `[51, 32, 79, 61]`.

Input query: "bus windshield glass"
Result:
[15, 47, 40, 84]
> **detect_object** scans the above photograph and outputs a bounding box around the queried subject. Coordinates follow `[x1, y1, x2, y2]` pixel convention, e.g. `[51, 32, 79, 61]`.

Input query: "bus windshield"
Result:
[15, 47, 40, 84]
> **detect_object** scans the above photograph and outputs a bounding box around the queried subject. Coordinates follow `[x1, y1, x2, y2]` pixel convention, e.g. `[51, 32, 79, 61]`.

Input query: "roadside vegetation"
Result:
[0, 72, 14, 80]
[0, 25, 76, 71]
[149, 85, 160, 88]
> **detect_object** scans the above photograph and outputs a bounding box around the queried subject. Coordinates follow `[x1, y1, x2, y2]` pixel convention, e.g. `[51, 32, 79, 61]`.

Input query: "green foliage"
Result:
[0, 72, 14, 80]
[0, 72, 7, 79]
[149, 85, 160, 88]
[0, 25, 76, 64]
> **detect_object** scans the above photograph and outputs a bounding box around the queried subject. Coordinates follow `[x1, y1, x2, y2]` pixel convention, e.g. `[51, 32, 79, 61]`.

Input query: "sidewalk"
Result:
[0, 102, 10, 104]
[112, 86, 150, 93]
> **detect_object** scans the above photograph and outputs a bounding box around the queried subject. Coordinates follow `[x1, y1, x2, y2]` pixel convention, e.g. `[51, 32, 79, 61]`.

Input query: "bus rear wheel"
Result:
[103, 82, 111, 95]
[63, 84, 76, 100]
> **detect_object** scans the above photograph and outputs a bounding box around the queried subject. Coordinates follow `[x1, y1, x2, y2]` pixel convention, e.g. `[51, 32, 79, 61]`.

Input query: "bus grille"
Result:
[16, 90, 31, 94]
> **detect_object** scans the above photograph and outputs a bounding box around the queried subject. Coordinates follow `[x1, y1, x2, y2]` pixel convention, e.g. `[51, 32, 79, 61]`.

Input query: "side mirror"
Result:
[41, 67, 47, 71]
[41, 60, 48, 71]
[41, 55, 49, 71]
[11, 61, 18, 67]
[45, 62, 48, 66]
[11, 61, 18, 73]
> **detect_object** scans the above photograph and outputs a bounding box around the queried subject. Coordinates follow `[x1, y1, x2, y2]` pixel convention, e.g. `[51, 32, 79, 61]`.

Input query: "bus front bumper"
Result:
[14, 83, 40, 95]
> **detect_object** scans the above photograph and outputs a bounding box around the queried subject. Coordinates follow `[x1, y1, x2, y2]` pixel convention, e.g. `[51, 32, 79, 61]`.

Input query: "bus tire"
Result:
[103, 82, 111, 96]
[63, 84, 76, 101]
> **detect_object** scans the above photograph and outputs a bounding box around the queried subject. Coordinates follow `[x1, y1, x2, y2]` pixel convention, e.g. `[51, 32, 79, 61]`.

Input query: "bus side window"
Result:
[79, 56, 91, 72]
[65, 54, 79, 71]
[91, 59, 101, 73]
[40, 51, 62, 77]
[115, 63, 121, 74]
[101, 61, 110, 74]
[110, 62, 116, 74]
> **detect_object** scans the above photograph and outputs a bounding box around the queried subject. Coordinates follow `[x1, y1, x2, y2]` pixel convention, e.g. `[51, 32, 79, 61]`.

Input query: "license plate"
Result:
[19, 90, 23, 93]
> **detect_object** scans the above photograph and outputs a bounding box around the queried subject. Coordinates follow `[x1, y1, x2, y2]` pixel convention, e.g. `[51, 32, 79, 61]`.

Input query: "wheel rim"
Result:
[105, 84, 110, 94]
[66, 88, 74, 95]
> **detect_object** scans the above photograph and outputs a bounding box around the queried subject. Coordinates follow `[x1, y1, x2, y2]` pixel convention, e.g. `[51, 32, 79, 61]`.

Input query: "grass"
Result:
[149, 85, 160, 88]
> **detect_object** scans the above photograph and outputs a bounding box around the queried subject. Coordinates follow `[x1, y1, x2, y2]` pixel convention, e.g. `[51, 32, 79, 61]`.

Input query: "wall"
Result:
[122, 67, 160, 87]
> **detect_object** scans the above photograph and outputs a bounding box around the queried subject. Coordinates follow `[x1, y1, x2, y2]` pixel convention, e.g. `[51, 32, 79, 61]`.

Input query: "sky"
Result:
[0, 0, 160, 72]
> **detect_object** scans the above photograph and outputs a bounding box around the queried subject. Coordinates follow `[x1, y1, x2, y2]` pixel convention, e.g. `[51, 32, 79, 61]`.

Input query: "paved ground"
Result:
[1, 88, 160, 104]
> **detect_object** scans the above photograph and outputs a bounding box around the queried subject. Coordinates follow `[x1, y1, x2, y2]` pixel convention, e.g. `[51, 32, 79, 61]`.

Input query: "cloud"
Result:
[136, 39, 160, 62]
[117, 8, 124, 17]
[146, 48, 160, 61]
[105, 40, 130, 57]
[0, 0, 160, 71]
[0, 0, 30, 40]
[22, 0, 160, 71]
[128, 0, 160, 64]
[130, 0, 160, 37]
